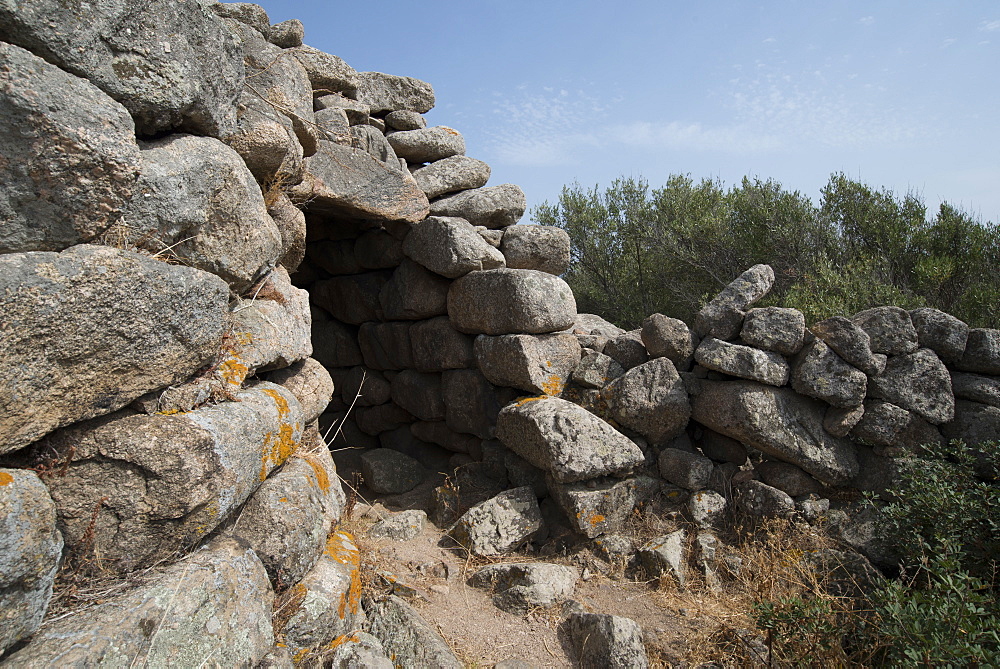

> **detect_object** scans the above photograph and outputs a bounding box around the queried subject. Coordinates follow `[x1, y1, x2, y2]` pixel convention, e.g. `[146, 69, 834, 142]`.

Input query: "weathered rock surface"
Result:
[735, 480, 796, 518]
[385, 109, 427, 130]
[604, 330, 649, 370]
[957, 328, 1000, 375]
[469, 562, 578, 613]
[810, 316, 883, 376]
[358, 321, 414, 370]
[642, 313, 699, 369]
[791, 339, 867, 408]
[281, 530, 365, 657]
[694, 337, 790, 386]
[264, 357, 334, 423]
[496, 397, 644, 482]
[691, 381, 859, 485]
[0, 245, 228, 454]
[412, 155, 491, 198]
[325, 632, 393, 669]
[0, 469, 63, 655]
[850, 400, 943, 450]
[951, 372, 1000, 408]
[741, 307, 806, 356]
[500, 224, 572, 275]
[294, 141, 429, 223]
[403, 215, 505, 278]
[566, 613, 650, 669]
[378, 258, 450, 320]
[429, 183, 526, 228]
[756, 460, 822, 497]
[693, 264, 774, 340]
[0, 0, 244, 137]
[441, 369, 514, 439]
[448, 486, 542, 556]
[852, 306, 919, 355]
[357, 71, 435, 114]
[688, 489, 728, 528]
[474, 333, 582, 395]
[311, 271, 389, 325]
[602, 358, 692, 444]
[365, 596, 462, 669]
[0, 42, 140, 254]
[942, 400, 1000, 448]
[390, 370, 445, 421]
[124, 134, 283, 291]
[268, 18, 305, 48]
[573, 351, 626, 389]
[231, 267, 312, 372]
[448, 268, 577, 335]
[3, 539, 273, 668]
[868, 348, 955, 424]
[39, 383, 303, 572]
[639, 529, 688, 587]
[910, 307, 969, 364]
[231, 447, 342, 586]
[370, 509, 428, 541]
[311, 307, 364, 368]
[291, 45, 359, 97]
[387, 125, 465, 163]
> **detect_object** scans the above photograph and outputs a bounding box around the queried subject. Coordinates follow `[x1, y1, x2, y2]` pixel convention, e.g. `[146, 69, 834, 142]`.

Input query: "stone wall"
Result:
[1, 0, 998, 664]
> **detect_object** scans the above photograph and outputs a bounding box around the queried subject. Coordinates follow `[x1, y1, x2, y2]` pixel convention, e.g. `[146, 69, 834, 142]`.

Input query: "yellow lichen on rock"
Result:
[0, 471, 13, 486]
[324, 531, 361, 618]
[539, 374, 563, 396]
[259, 388, 300, 481]
[301, 452, 331, 492]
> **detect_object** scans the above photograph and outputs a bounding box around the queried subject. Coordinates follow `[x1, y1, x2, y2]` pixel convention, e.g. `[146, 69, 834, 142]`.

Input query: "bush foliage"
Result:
[533, 173, 1000, 328]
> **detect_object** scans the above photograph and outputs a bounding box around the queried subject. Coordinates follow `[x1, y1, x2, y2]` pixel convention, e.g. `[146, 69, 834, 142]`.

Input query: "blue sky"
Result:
[258, 1, 1000, 224]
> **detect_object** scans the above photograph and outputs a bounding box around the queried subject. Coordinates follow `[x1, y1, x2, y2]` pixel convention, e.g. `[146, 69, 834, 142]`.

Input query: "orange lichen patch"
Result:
[155, 408, 184, 416]
[301, 453, 331, 492]
[0, 471, 13, 486]
[291, 647, 310, 664]
[259, 388, 299, 481]
[233, 331, 254, 347]
[216, 354, 249, 387]
[324, 531, 361, 619]
[278, 497, 289, 503]
[514, 395, 546, 407]
[442, 126, 460, 136]
[326, 632, 360, 651]
[588, 514, 606, 527]
[539, 374, 564, 397]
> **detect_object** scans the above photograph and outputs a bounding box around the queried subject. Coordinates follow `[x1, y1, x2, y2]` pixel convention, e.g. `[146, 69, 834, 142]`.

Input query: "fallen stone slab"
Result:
[448, 486, 542, 556]
[658, 448, 713, 490]
[756, 460, 822, 497]
[688, 489, 728, 529]
[694, 264, 774, 340]
[0, 469, 63, 655]
[566, 612, 650, 669]
[735, 480, 795, 518]
[469, 562, 579, 613]
[2, 538, 273, 668]
[496, 397, 644, 483]
[694, 337, 790, 387]
[429, 183, 527, 228]
[548, 476, 662, 538]
[0, 245, 229, 454]
[475, 333, 582, 395]
[370, 509, 428, 541]
[365, 595, 462, 668]
[691, 380, 859, 485]
[0, 0, 244, 137]
[638, 530, 688, 587]
[39, 382, 304, 572]
[601, 358, 692, 445]
[0, 42, 139, 255]
[448, 268, 577, 335]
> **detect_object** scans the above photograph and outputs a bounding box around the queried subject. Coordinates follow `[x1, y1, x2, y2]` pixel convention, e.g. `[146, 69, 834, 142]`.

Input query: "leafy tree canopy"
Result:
[533, 173, 1000, 329]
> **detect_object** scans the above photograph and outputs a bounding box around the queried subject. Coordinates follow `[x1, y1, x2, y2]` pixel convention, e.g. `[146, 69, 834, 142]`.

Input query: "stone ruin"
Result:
[1, 1, 999, 666]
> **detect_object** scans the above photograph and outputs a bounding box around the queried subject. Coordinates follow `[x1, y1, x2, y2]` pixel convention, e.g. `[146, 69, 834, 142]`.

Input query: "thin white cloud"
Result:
[978, 19, 1000, 32]
[942, 37, 957, 47]
[858, 16, 875, 26]
[763, 37, 777, 43]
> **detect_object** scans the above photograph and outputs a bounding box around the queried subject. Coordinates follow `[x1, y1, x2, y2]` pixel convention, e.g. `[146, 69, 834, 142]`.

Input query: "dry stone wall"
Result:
[0, 0, 998, 664]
